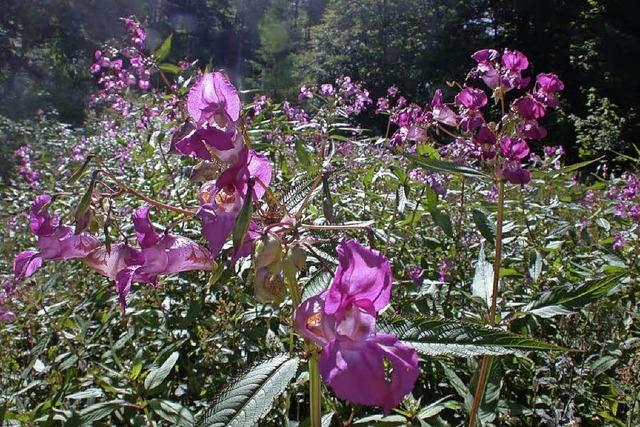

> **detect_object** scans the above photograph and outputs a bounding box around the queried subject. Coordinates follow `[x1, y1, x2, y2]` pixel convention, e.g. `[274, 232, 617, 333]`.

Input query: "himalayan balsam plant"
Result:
[4, 16, 635, 427]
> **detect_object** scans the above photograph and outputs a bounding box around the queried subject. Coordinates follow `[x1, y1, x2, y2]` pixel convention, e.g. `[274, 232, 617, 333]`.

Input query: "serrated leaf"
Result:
[155, 34, 173, 62]
[378, 317, 564, 357]
[149, 399, 194, 427]
[79, 400, 125, 423]
[301, 270, 332, 300]
[66, 388, 104, 400]
[471, 208, 495, 245]
[522, 271, 627, 318]
[472, 243, 494, 308]
[145, 351, 179, 390]
[195, 354, 299, 427]
[430, 208, 453, 237]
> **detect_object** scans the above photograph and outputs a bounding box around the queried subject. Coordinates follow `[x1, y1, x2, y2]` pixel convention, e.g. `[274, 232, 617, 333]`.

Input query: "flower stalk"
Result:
[468, 180, 505, 427]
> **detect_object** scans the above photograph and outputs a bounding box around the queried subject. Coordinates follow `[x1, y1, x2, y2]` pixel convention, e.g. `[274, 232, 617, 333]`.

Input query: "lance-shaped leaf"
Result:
[154, 33, 173, 62]
[145, 351, 180, 391]
[67, 154, 95, 184]
[74, 170, 99, 233]
[378, 317, 564, 357]
[195, 354, 299, 427]
[471, 243, 494, 308]
[405, 154, 487, 178]
[521, 270, 627, 318]
[471, 208, 495, 245]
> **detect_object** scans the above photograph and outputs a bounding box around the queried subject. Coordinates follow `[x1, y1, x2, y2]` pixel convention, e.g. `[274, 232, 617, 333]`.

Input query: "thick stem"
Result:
[468, 180, 505, 427]
[308, 353, 322, 427]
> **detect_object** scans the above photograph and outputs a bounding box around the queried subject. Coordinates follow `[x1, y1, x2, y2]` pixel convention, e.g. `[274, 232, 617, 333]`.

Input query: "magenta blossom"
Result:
[499, 137, 531, 184]
[187, 71, 241, 125]
[170, 122, 243, 163]
[13, 195, 100, 282]
[455, 87, 488, 110]
[431, 89, 457, 126]
[85, 206, 212, 311]
[198, 149, 272, 258]
[294, 239, 419, 414]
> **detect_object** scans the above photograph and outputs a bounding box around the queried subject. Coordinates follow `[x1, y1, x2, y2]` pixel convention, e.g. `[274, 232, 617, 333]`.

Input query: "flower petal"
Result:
[324, 239, 393, 316]
[13, 250, 43, 281]
[132, 205, 160, 248]
[319, 333, 419, 415]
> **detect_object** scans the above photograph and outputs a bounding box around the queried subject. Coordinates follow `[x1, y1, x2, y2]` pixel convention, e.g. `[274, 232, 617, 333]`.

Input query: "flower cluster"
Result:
[15, 144, 40, 187]
[379, 48, 564, 187]
[84, 206, 212, 311]
[295, 239, 419, 413]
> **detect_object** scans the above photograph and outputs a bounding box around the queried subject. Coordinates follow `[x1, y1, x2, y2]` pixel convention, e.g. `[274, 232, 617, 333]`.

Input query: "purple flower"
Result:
[13, 195, 100, 282]
[513, 96, 546, 120]
[170, 122, 243, 163]
[187, 71, 241, 125]
[294, 239, 419, 414]
[473, 126, 497, 160]
[320, 84, 335, 96]
[198, 149, 272, 258]
[613, 233, 626, 251]
[517, 120, 547, 140]
[455, 87, 488, 110]
[502, 49, 529, 72]
[431, 89, 457, 126]
[499, 137, 531, 185]
[535, 73, 564, 108]
[85, 206, 212, 311]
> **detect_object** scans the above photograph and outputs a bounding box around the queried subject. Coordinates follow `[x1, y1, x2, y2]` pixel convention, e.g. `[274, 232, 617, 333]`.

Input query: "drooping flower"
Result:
[198, 149, 272, 258]
[294, 239, 419, 414]
[170, 122, 243, 163]
[499, 137, 532, 184]
[534, 73, 564, 108]
[85, 206, 212, 311]
[187, 71, 241, 125]
[430, 89, 457, 126]
[13, 195, 100, 282]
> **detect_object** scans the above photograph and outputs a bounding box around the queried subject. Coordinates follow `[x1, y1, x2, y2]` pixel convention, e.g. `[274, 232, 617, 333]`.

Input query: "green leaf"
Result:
[155, 34, 173, 62]
[547, 157, 603, 177]
[66, 388, 104, 400]
[74, 170, 99, 225]
[405, 154, 487, 178]
[195, 354, 299, 427]
[67, 155, 94, 184]
[471, 208, 495, 245]
[79, 400, 125, 423]
[522, 271, 627, 318]
[232, 178, 254, 256]
[149, 399, 194, 427]
[430, 208, 453, 237]
[471, 244, 494, 308]
[295, 139, 312, 169]
[378, 317, 564, 357]
[144, 351, 179, 391]
[159, 63, 182, 74]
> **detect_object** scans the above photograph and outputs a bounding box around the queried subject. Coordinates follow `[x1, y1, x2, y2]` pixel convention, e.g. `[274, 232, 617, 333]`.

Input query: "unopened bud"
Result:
[254, 267, 285, 304]
[255, 236, 282, 269]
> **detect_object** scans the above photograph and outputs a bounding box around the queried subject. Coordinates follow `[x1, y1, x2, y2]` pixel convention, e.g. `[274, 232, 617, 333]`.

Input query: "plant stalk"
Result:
[468, 180, 505, 427]
[308, 352, 322, 427]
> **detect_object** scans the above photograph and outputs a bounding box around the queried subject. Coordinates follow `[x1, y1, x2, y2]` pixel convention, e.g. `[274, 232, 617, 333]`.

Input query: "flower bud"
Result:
[254, 267, 285, 304]
[255, 236, 282, 269]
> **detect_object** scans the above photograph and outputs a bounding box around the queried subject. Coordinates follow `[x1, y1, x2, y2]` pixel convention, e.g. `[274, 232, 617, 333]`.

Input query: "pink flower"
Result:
[294, 239, 419, 414]
[455, 87, 488, 110]
[198, 149, 272, 258]
[13, 195, 100, 282]
[85, 206, 212, 311]
[170, 122, 244, 163]
[187, 71, 241, 125]
[431, 89, 457, 126]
